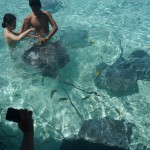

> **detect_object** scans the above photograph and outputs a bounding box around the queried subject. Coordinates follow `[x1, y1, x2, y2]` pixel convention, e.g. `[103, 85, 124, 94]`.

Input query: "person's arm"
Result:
[7, 28, 35, 41]
[18, 109, 34, 150]
[40, 11, 58, 43]
[11, 31, 20, 36]
[46, 11, 58, 39]
[21, 17, 31, 33]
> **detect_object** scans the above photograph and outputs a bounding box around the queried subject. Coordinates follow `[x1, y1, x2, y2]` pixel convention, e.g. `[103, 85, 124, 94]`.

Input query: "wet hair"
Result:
[29, 0, 41, 9]
[2, 13, 16, 28]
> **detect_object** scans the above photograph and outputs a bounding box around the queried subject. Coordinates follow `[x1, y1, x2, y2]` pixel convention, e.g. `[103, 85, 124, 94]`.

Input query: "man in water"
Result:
[21, 0, 58, 43]
[21, 0, 69, 77]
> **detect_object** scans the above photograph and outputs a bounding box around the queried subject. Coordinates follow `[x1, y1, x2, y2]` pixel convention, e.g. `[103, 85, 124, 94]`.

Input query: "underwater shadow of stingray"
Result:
[60, 28, 89, 49]
[42, 0, 62, 13]
[95, 50, 150, 96]
[60, 117, 134, 150]
[60, 139, 126, 150]
[22, 41, 70, 78]
[78, 117, 134, 150]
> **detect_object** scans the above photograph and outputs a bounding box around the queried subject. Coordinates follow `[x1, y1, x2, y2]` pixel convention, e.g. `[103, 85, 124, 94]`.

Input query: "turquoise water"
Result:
[0, 0, 150, 149]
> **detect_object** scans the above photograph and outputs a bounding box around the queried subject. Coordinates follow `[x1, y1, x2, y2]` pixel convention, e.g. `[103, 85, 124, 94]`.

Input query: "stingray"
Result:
[22, 41, 70, 78]
[78, 117, 134, 150]
[95, 50, 150, 95]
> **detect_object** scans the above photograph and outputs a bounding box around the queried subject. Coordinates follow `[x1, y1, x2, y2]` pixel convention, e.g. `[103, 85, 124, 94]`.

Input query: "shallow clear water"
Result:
[0, 0, 150, 149]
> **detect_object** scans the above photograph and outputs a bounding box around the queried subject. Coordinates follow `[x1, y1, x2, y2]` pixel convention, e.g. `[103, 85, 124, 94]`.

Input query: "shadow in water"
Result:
[95, 50, 150, 96]
[60, 27, 89, 49]
[60, 138, 126, 150]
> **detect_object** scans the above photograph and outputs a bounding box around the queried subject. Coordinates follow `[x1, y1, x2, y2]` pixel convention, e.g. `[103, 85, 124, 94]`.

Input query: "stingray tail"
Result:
[113, 32, 124, 58]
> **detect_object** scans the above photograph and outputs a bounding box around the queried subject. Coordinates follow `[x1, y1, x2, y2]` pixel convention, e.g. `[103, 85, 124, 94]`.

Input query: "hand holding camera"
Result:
[6, 108, 34, 134]
[18, 109, 34, 134]
[6, 108, 34, 150]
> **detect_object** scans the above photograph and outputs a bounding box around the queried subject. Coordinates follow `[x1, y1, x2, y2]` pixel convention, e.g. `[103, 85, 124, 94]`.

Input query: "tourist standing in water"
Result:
[2, 13, 35, 46]
[21, 0, 58, 44]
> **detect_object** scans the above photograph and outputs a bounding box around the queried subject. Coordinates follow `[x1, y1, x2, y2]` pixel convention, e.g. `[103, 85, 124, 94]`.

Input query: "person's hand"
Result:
[18, 109, 34, 134]
[30, 28, 35, 32]
[39, 37, 48, 44]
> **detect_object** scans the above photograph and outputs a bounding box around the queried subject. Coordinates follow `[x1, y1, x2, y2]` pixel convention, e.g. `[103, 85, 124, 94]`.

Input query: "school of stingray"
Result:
[20, 35, 150, 149]
[22, 38, 150, 96]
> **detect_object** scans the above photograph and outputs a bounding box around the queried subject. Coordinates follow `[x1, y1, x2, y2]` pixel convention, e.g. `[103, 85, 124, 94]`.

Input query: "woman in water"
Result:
[2, 13, 35, 46]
